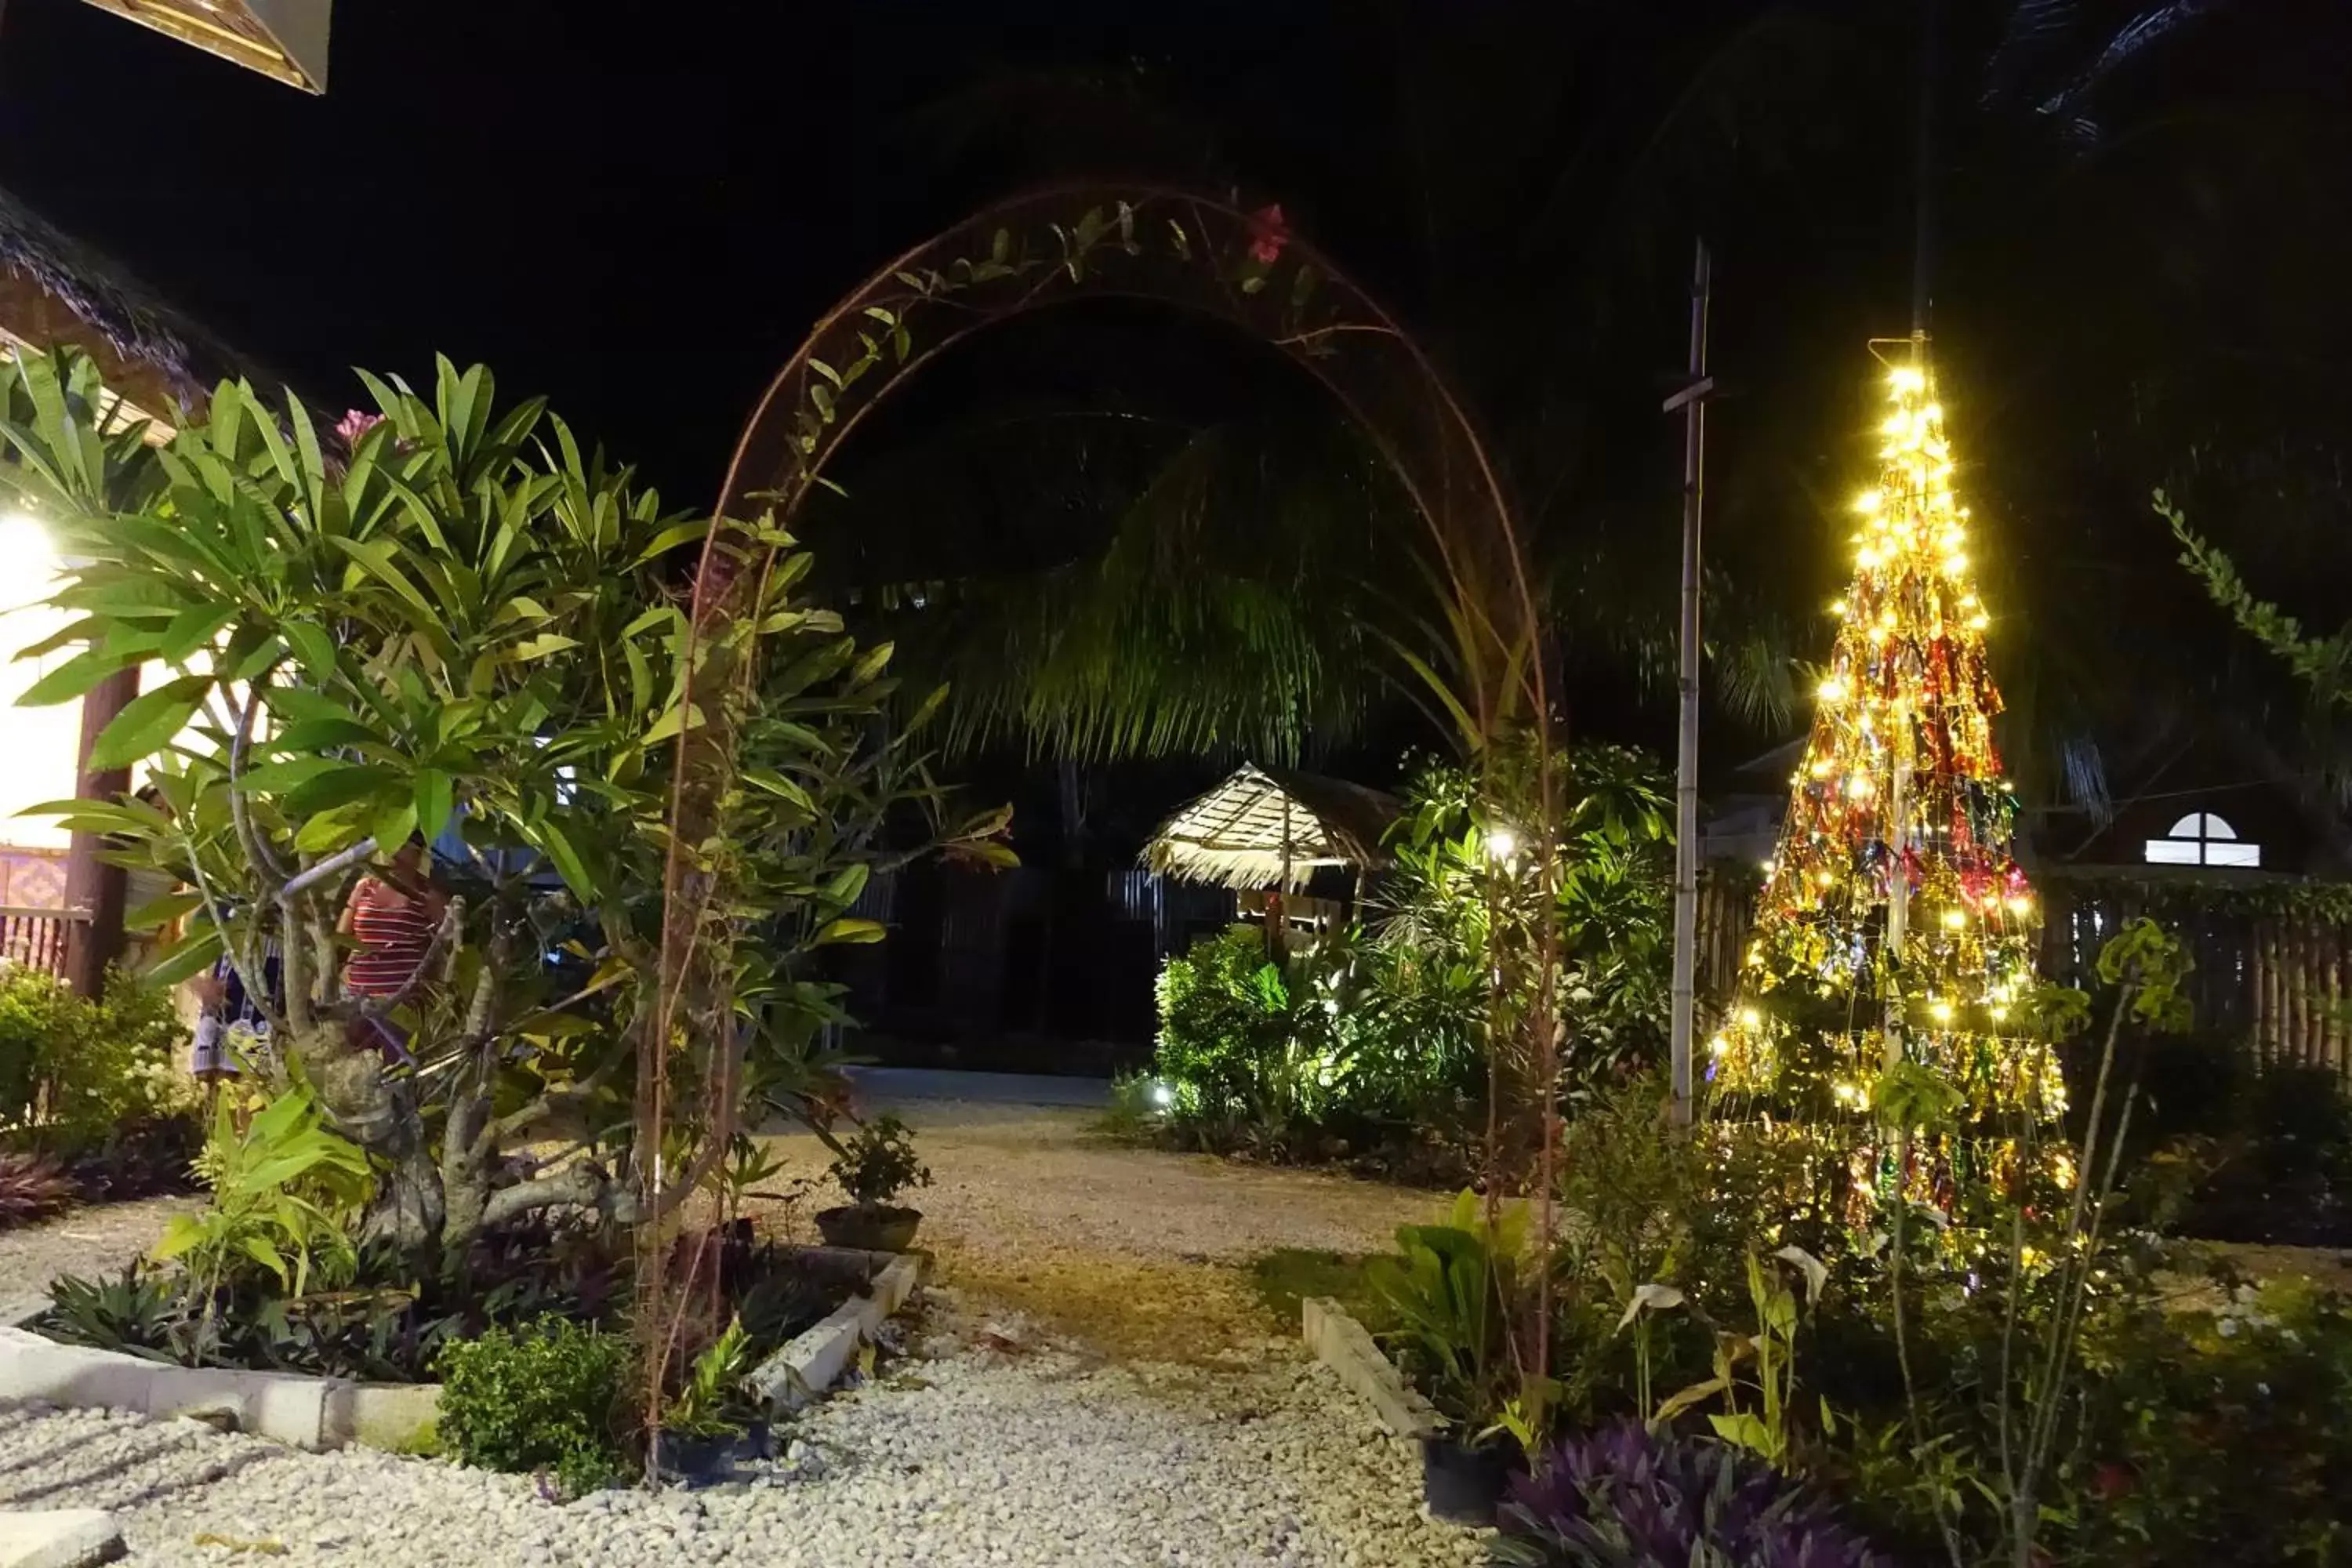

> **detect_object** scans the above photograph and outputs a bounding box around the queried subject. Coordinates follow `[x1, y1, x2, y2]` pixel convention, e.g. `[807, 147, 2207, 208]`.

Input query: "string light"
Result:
[1714, 347, 2062, 1130]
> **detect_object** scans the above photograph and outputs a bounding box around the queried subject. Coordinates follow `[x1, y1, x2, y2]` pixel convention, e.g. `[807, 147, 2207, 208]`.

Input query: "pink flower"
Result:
[336, 409, 385, 446]
[1247, 203, 1290, 266]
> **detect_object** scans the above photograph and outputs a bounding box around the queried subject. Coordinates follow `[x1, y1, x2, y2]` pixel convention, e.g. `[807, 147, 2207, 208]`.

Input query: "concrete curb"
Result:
[745, 1250, 924, 1414]
[0, 1507, 122, 1568]
[1, 1245, 918, 1448]
[1301, 1296, 1441, 1440]
[0, 1327, 438, 1451]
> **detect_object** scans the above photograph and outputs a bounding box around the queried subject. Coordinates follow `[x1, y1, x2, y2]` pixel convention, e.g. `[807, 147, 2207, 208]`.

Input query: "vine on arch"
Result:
[642, 186, 1570, 1443]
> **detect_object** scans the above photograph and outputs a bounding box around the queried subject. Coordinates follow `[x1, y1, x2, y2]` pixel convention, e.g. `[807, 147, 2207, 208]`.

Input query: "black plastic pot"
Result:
[653, 1421, 772, 1488]
[1421, 1433, 1516, 1524]
[815, 1203, 923, 1251]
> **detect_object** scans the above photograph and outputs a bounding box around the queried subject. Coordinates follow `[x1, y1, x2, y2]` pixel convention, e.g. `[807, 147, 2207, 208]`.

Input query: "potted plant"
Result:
[815, 1114, 932, 1251]
[652, 1318, 768, 1486]
[1363, 1192, 1533, 1523]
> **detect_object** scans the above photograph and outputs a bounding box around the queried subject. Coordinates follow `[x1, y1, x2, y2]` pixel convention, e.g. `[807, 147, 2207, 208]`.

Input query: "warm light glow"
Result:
[1484, 827, 1518, 862]
[1739, 1008, 1762, 1029]
[1715, 347, 2054, 1129]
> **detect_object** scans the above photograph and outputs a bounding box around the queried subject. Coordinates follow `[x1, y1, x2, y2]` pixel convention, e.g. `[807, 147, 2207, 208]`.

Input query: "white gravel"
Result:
[0, 1287, 1483, 1567]
[0, 1196, 194, 1300]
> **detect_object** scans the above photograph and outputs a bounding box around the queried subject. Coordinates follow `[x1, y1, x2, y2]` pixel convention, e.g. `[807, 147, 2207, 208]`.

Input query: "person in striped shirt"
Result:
[337, 837, 446, 1062]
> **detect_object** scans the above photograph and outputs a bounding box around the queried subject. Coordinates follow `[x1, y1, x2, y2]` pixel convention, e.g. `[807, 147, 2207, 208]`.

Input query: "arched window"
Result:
[2145, 811, 2260, 868]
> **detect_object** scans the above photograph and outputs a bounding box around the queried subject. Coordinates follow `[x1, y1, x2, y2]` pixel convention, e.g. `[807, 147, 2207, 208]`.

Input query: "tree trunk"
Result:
[291, 1022, 448, 1250]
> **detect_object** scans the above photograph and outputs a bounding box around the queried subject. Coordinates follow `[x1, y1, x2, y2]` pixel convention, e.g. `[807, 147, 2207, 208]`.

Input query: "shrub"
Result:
[0, 1150, 74, 1229]
[1494, 1421, 1889, 1568]
[2065, 1272, 2352, 1566]
[0, 967, 194, 1156]
[1094, 1069, 1163, 1142]
[435, 1316, 630, 1496]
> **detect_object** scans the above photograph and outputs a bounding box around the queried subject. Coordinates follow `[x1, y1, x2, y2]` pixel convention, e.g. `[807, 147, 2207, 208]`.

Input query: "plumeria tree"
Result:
[0, 348, 1002, 1254]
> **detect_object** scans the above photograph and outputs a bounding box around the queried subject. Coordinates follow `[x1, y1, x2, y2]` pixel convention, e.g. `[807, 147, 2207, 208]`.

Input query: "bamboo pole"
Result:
[2251, 920, 2270, 1065]
[2329, 926, 2345, 1076]
[2292, 920, 2311, 1065]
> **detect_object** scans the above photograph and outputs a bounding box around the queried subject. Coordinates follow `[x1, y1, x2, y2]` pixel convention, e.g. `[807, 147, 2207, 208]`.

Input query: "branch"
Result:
[225, 670, 292, 887]
[479, 1156, 630, 1229]
[477, 1058, 621, 1158]
[280, 837, 379, 904]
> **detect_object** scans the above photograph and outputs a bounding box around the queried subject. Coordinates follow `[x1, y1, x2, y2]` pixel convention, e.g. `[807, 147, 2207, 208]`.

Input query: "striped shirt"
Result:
[346, 879, 437, 997]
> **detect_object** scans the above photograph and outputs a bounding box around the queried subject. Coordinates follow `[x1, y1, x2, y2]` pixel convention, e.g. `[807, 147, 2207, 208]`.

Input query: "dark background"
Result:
[5, 0, 2349, 1058]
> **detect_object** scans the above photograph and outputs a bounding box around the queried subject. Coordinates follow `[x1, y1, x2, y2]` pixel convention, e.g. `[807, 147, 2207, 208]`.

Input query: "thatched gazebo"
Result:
[1144, 765, 1403, 942]
[0, 183, 283, 995]
[0, 185, 274, 433]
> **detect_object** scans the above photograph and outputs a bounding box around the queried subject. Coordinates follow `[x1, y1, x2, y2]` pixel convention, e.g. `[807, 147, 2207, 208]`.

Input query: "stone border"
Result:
[1300, 1296, 1440, 1440]
[0, 1326, 435, 1451]
[0, 1245, 920, 1450]
[746, 1250, 924, 1414]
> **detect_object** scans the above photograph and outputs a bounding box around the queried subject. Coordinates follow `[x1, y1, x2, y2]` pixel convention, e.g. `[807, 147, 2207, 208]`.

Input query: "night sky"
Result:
[0, 1, 1410, 498]
[4, 0, 2350, 806]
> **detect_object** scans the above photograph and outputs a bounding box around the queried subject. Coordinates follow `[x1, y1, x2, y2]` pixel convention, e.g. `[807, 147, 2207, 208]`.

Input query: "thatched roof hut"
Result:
[1144, 764, 1404, 891]
[0, 184, 274, 429]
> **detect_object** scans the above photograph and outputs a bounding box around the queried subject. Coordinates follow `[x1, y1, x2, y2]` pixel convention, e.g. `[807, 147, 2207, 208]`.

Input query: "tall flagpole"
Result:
[1666, 239, 1715, 1128]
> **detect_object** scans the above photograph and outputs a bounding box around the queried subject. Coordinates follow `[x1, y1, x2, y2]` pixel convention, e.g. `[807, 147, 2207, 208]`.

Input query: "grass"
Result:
[1245, 1247, 1390, 1334]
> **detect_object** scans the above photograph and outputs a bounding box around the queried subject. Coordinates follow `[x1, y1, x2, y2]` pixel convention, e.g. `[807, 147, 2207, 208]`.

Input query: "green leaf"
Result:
[144, 922, 225, 987]
[631, 521, 706, 565]
[293, 804, 372, 855]
[283, 620, 339, 682]
[16, 647, 136, 708]
[125, 889, 204, 931]
[413, 768, 454, 844]
[158, 602, 238, 664]
[511, 633, 581, 661]
[88, 675, 213, 770]
[814, 917, 886, 946]
[271, 717, 383, 754]
[330, 535, 437, 621]
[532, 818, 596, 899]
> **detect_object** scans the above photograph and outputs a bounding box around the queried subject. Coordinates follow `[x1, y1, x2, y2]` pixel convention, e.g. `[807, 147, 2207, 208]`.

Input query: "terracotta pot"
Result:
[815, 1203, 923, 1251]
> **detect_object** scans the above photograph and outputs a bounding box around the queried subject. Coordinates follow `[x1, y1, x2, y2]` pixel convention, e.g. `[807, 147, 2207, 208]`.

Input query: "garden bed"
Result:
[5, 1242, 913, 1451]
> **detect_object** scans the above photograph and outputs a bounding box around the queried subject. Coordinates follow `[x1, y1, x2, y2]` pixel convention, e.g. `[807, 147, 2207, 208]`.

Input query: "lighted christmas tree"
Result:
[1713, 342, 2064, 1128]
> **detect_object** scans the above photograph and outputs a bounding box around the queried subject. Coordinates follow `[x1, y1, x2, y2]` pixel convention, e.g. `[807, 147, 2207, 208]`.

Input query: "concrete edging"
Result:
[745, 1250, 924, 1414]
[0, 1327, 437, 1451]
[0, 1245, 921, 1449]
[1300, 1296, 1441, 1440]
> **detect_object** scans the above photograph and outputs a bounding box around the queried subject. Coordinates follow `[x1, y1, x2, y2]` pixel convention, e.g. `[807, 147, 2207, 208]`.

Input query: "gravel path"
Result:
[759, 1101, 1436, 1265]
[752, 1100, 1446, 1362]
[0, 1196, 194, 1302]
[0, 1097, 1479, 1565]
[0, 1287, 1480, 1566]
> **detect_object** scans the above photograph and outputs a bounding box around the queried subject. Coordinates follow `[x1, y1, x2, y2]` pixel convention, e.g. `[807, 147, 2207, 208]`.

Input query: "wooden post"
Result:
[2290, 920, 2311, 1065]
[62, 666, 138, 998]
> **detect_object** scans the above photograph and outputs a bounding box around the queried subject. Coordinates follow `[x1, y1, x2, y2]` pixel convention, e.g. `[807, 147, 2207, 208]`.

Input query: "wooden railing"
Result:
[0, 906, 76, 978]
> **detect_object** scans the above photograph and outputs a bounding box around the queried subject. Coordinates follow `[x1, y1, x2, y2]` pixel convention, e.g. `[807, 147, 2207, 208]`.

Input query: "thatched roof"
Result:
[1144, 764, 1404, 890]
[0, 185, 273, 424]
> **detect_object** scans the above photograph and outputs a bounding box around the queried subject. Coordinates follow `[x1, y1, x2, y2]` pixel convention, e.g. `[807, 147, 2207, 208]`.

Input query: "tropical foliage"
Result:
[1143, 746, 1671, 1168]
[0, 346, 1003, 1258]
